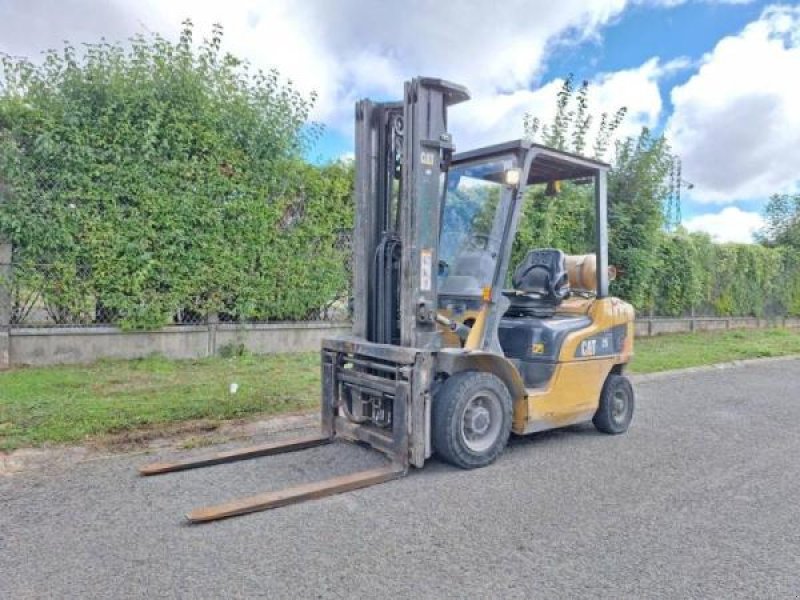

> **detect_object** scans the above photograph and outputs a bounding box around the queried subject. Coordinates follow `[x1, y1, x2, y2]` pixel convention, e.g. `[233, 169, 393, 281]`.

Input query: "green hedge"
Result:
[2, 27, 796, 326]
[509, 186, 800, 318]
[647, 232, 800, 317]
[0, 25, 353, 328]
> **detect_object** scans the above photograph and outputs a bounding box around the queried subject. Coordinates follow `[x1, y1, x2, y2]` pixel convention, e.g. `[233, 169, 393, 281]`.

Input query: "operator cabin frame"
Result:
[435, 141, 627, 435]
[438, 139, 611, 349]
[352, 136, 612, 351]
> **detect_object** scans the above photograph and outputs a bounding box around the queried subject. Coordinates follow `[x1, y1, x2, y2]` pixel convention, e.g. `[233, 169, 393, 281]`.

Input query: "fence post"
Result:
[0, 240, 11, 370]
[207, 312, 219, 357]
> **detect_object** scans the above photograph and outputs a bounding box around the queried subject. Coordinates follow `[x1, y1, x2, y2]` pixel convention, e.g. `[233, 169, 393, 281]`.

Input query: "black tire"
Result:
[593, 373, 634, 434]
[432, 371, 512, 469]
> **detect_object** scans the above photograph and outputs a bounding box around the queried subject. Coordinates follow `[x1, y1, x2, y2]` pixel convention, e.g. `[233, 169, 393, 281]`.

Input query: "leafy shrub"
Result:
[0, 23, 353, 328]
[517, 74, 800, 318]
[649, 232, 797, 318]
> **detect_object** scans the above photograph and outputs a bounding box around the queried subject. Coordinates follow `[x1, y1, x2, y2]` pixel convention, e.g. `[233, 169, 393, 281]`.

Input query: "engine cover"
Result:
[497, 315, 592, 388]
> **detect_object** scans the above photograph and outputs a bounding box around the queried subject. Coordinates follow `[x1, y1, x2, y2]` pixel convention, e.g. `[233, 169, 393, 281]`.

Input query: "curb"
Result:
[630, 353, 800, 383]
[0, 412, 320, 477]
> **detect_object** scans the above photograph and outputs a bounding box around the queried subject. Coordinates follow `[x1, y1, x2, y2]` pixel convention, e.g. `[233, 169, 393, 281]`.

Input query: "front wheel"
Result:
[593, 373, 634, 434]
[432, 371, 512, 469]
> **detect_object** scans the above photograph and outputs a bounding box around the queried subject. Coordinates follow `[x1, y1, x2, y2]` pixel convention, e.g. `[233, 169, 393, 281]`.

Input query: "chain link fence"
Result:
[5, 232, 353, 328]
[7, 262, 192, 327]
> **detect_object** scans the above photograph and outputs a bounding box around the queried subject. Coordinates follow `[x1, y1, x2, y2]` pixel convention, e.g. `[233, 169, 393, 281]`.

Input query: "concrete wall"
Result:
[3, 316, 800, 368]
[214, 322, 349, 355]
[7, 322, 350, 367]
[636, 316, 800, 338]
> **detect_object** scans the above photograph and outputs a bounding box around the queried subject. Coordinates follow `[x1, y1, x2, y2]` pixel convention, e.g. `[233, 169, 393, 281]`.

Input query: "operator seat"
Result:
[499, 249, 591, 388]
[505, 249, 570, 318]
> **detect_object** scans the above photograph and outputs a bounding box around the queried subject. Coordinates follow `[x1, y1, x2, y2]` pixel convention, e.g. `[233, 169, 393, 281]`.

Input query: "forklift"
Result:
[140, 76, 635, 522]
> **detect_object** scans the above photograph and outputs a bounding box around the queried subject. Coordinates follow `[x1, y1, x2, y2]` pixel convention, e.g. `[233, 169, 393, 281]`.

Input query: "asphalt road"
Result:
[3, 358, 800, 599]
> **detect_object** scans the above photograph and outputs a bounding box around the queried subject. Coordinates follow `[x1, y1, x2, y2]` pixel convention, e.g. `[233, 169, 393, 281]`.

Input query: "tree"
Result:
[523, 75, 628, 160]
[518, 75, 675, 309]
[0, 22, 352, 328]
[606, 129, 674, 308]
[757, 193, 800, 249]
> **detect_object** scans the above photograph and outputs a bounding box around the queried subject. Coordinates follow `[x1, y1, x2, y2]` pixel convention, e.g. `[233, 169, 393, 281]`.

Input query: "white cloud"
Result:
[683, 206, 765, 243]
[667, 5, 800, 203]
[589, 57, 673, 136]
[148, 0, 626, 131]
[641, 0, 756, 6]
[0, 0, 140, 59]
[449, 56, 681, 151]
[3, 0, 640, 131]
[0, 0, 751, 169]
[448, 81, 561, 151]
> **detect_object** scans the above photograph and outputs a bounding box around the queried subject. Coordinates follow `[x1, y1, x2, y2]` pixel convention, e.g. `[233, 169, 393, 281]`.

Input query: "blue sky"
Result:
[544, 2, 767, 83]
[540, 0, 783, 227]
[2, 0, 799, 242]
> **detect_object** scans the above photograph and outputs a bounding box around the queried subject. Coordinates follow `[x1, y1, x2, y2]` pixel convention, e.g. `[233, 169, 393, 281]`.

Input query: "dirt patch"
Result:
[0, 410, 318, 477]
[88, 419, 224, 452]
[0, 445, 91, 477]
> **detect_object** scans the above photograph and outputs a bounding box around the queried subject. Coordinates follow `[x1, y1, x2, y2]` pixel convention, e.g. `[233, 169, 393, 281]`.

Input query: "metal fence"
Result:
[8, 262, 95, 327]
[5, 259, 352, 328]
[4, 255, 797, 328]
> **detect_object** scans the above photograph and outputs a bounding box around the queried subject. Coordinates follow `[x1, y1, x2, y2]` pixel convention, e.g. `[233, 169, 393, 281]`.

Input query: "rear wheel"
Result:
[593, 373, 634, 434]
[432, 371, 512, 469]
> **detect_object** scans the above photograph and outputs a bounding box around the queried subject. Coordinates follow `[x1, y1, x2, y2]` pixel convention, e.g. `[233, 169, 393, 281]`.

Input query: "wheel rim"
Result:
[461, 392, 503, 453]
[611, 388, 629, 424]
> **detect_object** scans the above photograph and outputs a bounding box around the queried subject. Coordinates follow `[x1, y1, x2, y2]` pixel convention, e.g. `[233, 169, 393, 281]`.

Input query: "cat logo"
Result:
[531, 343, 545, 354]
[420, 151, 436, 166]
[580, 339, 597, 357]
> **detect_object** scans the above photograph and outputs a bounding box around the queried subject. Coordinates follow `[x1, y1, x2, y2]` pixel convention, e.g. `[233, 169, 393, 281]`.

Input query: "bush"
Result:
[0, 23, 353, 328]
[647, 232, 799, 318]
[518, 76, 800, 318]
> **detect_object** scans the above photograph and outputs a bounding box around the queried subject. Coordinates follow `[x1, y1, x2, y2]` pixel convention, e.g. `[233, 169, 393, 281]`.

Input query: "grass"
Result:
[0, 353, 320, 451]
[629, 327, 800, 374]
[2, 328, 799, 451]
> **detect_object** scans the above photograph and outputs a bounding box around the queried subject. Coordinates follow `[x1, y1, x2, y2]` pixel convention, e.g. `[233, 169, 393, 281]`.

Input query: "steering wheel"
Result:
[467, 233, 499, 256]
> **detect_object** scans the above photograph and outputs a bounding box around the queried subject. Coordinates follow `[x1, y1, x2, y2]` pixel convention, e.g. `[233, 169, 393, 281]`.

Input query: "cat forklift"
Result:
[140, 76, 635, 522]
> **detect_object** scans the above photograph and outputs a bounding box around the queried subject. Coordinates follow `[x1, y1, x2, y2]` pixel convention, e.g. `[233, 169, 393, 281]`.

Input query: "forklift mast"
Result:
[352, 77, 469, 350]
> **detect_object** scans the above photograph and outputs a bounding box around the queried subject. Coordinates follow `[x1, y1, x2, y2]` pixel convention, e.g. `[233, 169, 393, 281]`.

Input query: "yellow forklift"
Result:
[140, 76, 635, 522]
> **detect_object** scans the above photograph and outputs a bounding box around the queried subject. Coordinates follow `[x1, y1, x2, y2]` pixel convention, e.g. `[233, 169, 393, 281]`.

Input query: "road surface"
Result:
[2, 358, 800, 599]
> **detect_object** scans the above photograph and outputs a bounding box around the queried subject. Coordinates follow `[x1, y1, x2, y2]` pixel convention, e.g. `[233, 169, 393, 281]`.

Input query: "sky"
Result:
[1, 0, 799, 243]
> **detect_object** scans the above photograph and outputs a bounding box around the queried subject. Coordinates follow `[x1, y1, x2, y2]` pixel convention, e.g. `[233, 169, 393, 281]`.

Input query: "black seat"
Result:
[505, 249, 570, 318]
